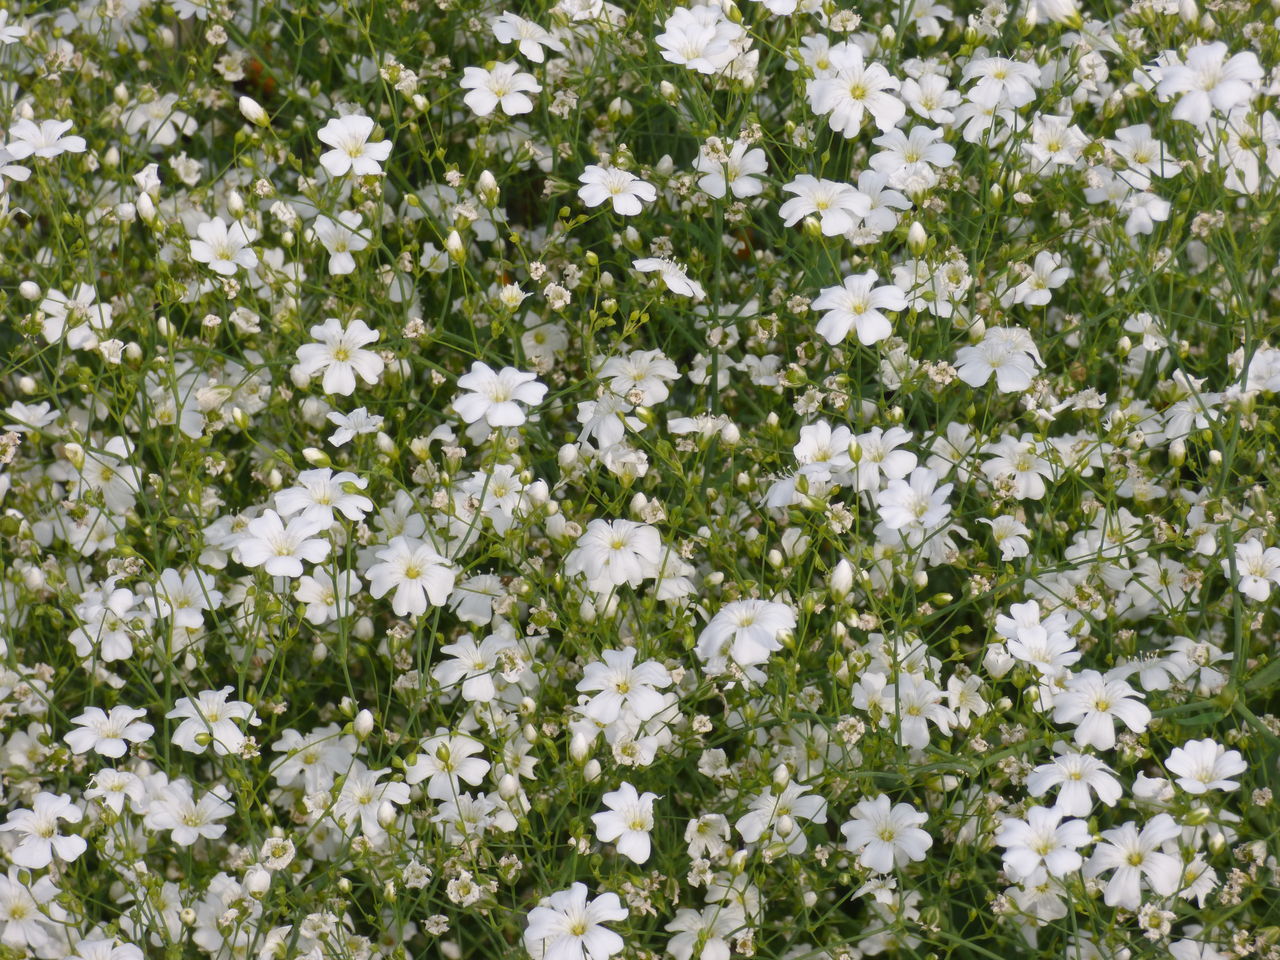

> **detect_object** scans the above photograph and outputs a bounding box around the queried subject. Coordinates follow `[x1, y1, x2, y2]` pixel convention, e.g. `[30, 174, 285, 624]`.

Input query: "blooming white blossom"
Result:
[591, 782, 659, 863]
[840, 794, 932, 873]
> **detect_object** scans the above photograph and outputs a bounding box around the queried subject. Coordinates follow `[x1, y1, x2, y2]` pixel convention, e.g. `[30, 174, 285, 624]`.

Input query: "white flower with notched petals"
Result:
[0, 793, 87, 869]
[840, 794, 932, 873]
[166, 687, 259, 756]
[367, 536, 457, 617]
[460, 62, 540, 116]
[1226, 538, 1280, 601]
[1083, 814, 1182, 910]
[592, 782, 659, 863]
[491, 12, 565, 62]
[312, 210, 370, 276]
[453, 362, 547, 427]
[294, 318, 385, 396]
[812, 270, 906, 346]
[524, 883, 628, 960]
[189, 216, 258, 275]
[236, 510, 331, 578]
[317, 114, 391, 177]
[578, 165, 656, 216]
[1165, 738, 1247, 794]
[1052, 670, 1150, 750]
[64, 706, 153, 758]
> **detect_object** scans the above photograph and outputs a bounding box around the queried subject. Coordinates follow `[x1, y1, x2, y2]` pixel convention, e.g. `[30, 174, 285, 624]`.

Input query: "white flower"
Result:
[1157, 42, 1263, 126]
[491, 12, 565, 62]
[598, 349, 680, 404]
[367, 536, 457, 616]
[876, 466, 952, 535]
[995, 600, 1078, 675]
[0, 793, 86, 869]
[317, 114, 391, 177]
[779, 175, 869, 235]
[961, 56, 1040, 108]
[523, 883, 628, 960]
[981, 515, 1031, 560]
[695, 598, 796, 682]
[735, 781, 827, 855]
[405, 730, 489, 801]
[655, 5, 745, 75]
[954, 326, 1044, 393]
[189, 217, 258, 275]
[577, 648, 672, 724]
[433, 627, 517, 704]
[276, 468, 374, 526]
[665, 904, 745, 960]
[331, 763, 410, 840]
[312, 210, 370, 276]
[592, 782, 659, 863]
[295, 317, 384, 396]
[694, 140, 768, 199]
[1083, 814, 1182, 910]
[327, 406, 384, 446]
[143, 780, 233, 846]
[812, 270, 907, 346]
[1026, 750, 1122, 816]
[63, 706, 153, 758]
[460, 62, 541, 116]
[3, 118, 87, 159]
[1165, 738, 1247, 794]
[0, 867, 66, 953]
[151, 567, 222, 629]
[840, 794, 932, 873]
[166, 686, 259, 755]
[453, 361, 547, 427]
[1226, 538, 1280, 601]
[564, 519, 663, 594]
[806, 44, 904, 137]
[236, 509, 331, 578]
[1053, 670, 1151, 750]
[995, 805, 1090, 880]
[578, 165, 657, 216]
[632, 257, 705, 299]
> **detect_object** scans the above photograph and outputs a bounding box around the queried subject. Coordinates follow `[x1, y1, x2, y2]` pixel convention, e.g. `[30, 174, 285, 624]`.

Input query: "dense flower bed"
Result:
[1, 0, 1280, 957]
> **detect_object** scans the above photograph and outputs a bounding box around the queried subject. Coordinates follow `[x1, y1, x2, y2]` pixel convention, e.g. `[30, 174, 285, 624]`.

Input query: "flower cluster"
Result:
[1, 0, 1279, 958]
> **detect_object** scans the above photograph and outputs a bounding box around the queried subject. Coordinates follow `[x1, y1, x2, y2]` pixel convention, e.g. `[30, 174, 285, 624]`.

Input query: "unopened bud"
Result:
[377, 800, 398, 829]
[829, 558, 854, 600]
[245, 866, 271, 899]
[239, 96, 269, 126]
[354, 709, 375, 738]
[907, 221, 927, 254]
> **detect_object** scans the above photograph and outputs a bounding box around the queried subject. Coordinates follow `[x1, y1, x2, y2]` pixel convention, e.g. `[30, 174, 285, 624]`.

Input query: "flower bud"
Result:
[377, 800, 398, 829]
[446, 230, 466, 263]
[477, 169, 499, 207]
[776, 814, 796, 839]
[720, 421, 740, 445]
[239, 96, 269, 127]
[245, 866, 271, 899]
[499, 773, 520, 800]
[18, 281, 39, 300]
[583, 759, 601, 783]
[570, 732, 590, 763]
[829, 558, 854, 600]
[354, 709, 375, 738]
[772, 763, 791, 789]
[907, 221, 927, 254]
